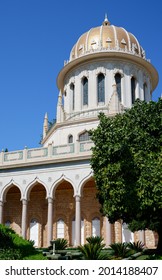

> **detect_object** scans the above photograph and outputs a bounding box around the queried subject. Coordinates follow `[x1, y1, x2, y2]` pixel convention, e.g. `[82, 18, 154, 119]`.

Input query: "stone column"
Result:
[0, 201, 4, 224]
[47, 197, 53, 246]
[75, 195, 81, 246]
[139, 230, 145, 244]
[21, 199, 28, 239]
[136, 82, 140, 99]
[125, 74, 132, 108]
[106, 218, 112, 246]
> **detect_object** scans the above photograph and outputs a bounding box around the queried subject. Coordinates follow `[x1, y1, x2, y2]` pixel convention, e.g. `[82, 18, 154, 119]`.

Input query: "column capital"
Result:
[47, 197, 54, 203]
[74, 195, 81, 202]
[21, 198, 28, 205]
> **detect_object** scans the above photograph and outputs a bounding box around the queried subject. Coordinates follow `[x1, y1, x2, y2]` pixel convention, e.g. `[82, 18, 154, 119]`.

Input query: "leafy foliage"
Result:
[0, 224, 14, 249]
[0, 248, 22, 260]
[90, 99, 162, 252]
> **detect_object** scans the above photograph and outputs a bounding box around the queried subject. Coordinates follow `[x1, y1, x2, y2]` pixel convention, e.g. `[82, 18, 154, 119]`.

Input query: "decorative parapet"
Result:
[0, 141, 93, 168]
[27, 147, 48, 159]
[4, 150, 23, 162]
[80, 141, 94, 152]
[53, 144, 74, 155]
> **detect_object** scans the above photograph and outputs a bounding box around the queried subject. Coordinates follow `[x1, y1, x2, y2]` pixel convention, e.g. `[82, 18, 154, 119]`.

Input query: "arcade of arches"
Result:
[1, 179, 157, 248]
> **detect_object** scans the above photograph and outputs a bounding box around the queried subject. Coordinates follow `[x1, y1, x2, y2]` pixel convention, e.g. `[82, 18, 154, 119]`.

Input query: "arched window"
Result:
[92, 218, 100, 237]
[68, 134, 73, 143]
[79, 131, 90, 142]
[115, 73, 121, 101]
[143, 83, 147, 101]
[70, 83, 75, 110]
[122, 223, 134, 243]
[82, 77, 88, 106]
[97, 73, 105, 103]
[30, 219, 39, 247]
[57, 219, 64, 239]
[131, 77, 136, 104]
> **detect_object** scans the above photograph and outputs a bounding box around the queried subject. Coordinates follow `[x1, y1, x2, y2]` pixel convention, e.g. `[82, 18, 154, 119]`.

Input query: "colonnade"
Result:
[0, 181, 146, 247]
[0, 194, 113, 247]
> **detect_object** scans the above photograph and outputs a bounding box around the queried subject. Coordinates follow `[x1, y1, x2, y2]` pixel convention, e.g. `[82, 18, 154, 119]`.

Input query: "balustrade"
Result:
[0, 141, 93, 168]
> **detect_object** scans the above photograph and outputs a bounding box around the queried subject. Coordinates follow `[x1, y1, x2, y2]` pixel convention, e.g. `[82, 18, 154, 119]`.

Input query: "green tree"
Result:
[90, 99, 162, 253]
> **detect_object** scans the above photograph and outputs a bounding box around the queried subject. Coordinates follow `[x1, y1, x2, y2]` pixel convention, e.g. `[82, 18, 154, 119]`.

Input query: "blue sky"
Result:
[0, 0, 161, 151]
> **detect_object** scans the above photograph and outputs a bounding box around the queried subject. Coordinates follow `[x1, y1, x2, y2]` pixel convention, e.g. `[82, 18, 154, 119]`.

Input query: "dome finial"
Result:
[103, 13, 110, 26]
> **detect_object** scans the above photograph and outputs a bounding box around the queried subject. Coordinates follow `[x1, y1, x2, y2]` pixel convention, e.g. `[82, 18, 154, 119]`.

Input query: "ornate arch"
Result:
[1, 179, 23, 202]
[25, 177, 48, 200]
[50, 174, 75, 198]
[78, 171, 94, 196]
[80, 70, 89, 79]
[95, 67, 106, 76]
[69, 77, 75, 85]
[78, 130, 90, 142]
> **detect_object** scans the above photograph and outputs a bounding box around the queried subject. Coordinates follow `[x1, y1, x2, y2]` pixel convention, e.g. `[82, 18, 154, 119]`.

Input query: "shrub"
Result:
[13, 235, 36, 257]
[0, 224, 36, 259]
[23, 253, 48, 260]
[0, 249, 22, 260]
[0, 224, 15, 249]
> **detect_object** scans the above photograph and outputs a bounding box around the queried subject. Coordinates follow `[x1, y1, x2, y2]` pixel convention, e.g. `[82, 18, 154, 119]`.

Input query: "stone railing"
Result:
[0, 141, 94, 168]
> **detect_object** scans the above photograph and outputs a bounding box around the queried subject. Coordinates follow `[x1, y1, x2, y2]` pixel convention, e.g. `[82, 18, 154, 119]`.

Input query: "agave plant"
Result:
[50, 238, 68, 250]
[78, 243, 107, 260]
[127, 241, 145, 252]
[78, 236, 108, 260]
[86, 236, 104, 245]
[109, 242, 129, 258]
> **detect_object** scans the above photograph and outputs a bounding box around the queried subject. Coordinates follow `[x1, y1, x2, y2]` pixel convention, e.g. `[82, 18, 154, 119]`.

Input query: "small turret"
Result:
[43, 112, 48, 138]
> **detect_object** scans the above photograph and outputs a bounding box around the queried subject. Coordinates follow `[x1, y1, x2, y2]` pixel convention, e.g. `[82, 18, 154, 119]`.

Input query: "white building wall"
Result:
[43, 120, 99, 147]
[59, 61, 152, 124]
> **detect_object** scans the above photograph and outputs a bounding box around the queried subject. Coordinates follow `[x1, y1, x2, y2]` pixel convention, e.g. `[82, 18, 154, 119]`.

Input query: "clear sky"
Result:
[0, 0, 161, 151]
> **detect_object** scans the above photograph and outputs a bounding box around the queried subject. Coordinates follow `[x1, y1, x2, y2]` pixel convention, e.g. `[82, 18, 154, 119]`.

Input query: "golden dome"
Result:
[57, 16, 158, 93]
[70, 15, 144, 61]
